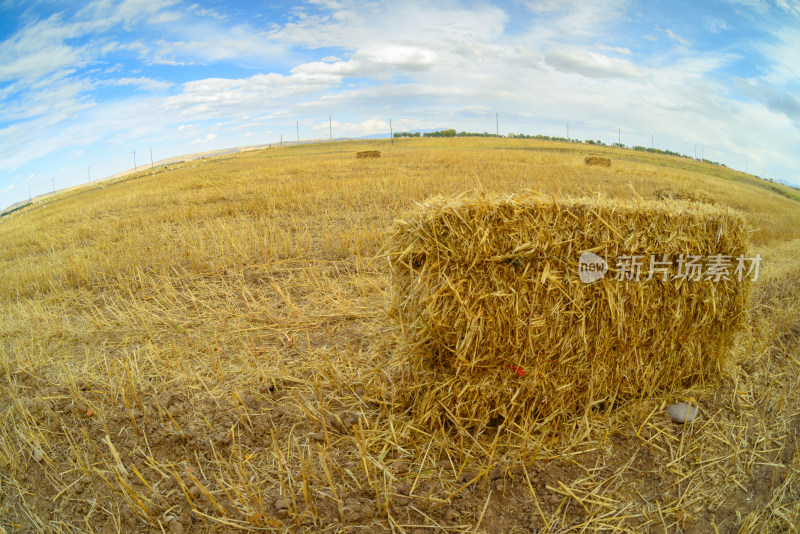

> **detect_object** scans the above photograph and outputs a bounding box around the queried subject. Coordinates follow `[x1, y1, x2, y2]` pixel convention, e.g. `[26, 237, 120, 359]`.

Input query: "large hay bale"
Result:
[356, 150, 381, 159]
[387, 193, 752, 430]
[585, 155, 611, 167]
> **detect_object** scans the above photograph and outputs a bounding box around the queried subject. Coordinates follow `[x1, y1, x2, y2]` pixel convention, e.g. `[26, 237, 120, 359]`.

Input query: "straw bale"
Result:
[357, 150, 382, 159]
[387, 193, 751, 429]
[653, 187, 714, 204]
[585, 155, 611, 167]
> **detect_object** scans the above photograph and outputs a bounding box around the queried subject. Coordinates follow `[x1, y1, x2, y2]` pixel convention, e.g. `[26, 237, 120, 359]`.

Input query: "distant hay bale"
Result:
[356, 150, 381, 159]
[585, 155, 611, 167]
[387, 193, 751, 431]
[653, 187, 715, 204]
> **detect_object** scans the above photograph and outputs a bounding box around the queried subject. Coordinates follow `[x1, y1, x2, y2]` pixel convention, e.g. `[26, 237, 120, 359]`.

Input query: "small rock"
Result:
[32, 448, 44, 462]
[667, 403, 699, 424]
[342, 414, 359, 428]
[167, 517, 183, 534]
[439, 459, 454, 470]
[189, 486, 201, 498]
[342, 505, 363, 522]
[495, 481, 506, 492]
[444, 508, 459, 521]
[548, 494, 560, 505]
[309, 432, 325, 442]
[274, 497, 288, 511]
[393, 461, 409, 475]
[393, 482, 411, 496]
[458, 471, 477, 485]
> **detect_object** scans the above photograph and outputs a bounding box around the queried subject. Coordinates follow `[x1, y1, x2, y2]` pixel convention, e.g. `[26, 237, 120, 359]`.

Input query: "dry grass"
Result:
[1, 137, 799, 533]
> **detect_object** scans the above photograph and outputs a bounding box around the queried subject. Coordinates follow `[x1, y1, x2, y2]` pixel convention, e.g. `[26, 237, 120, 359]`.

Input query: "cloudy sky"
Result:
[1, 0, 799, 208]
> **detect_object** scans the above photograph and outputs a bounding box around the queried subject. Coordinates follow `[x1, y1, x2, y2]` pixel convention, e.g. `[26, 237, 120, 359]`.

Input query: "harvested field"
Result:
[1, 137, 799, 533]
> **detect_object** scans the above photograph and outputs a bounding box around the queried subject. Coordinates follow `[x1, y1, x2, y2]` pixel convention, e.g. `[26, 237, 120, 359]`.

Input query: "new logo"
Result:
[578, 252, 608, 284]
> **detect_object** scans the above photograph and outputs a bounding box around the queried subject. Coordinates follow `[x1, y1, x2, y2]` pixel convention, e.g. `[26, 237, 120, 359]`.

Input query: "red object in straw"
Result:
[509, 365, 527, 377]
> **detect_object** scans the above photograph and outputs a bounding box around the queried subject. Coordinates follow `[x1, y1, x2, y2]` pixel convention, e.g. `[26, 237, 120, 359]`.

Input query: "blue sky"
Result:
[1, 0, 799, 208]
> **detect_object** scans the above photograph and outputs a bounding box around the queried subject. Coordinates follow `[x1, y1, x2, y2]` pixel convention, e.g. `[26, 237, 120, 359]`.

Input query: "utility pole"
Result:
[694, 146, 697, 159]
[496, 113, 499, 136]
[701, 147, 704, 161]
[329, 116, 332, 142]
[567, 122, 570, 141]
[390, 118, 393, 145]
[618, 128, 621, 145]
[651, 133, 654, 149]
[87, 167, 90, 183]
[52, 178, 55, 193]
[150, 147, 154, 170]
[134, 150, 137, 177]
[296, 121, 299, 146]
[280, 134, 283, 148]
[29, 188, 32, 201]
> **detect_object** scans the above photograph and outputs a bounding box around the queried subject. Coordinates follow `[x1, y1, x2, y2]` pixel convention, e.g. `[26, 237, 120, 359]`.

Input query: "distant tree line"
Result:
[394, 129, 502, 138]
[632, 145, 692, 159]
[0, 202, 31, 218]
[391, 130, 730, 169]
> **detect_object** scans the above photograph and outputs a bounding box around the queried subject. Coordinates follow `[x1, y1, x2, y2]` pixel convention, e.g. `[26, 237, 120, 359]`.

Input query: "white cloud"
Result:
[293, 46, 439, 77]
[270, 1, 508, 49]
[0, 15, 89, 82]
[775, 0, 800, 15]
[188, 3, 228, 21]
[0, 184, 14, 194]
[757, 26, 800, 85]
[545, 47, 647, 79]
[191, 133, 218, 144]
[726, 0, 771, 14]
[163, 72, 341, 118]
[312, 118, 422, 137]
[597, 44, 632, 55]
[111, 76, 172, 91]
[25, 174, 35, 183]
[665, 29, 691, 46]
[705, 17, 729, 33]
